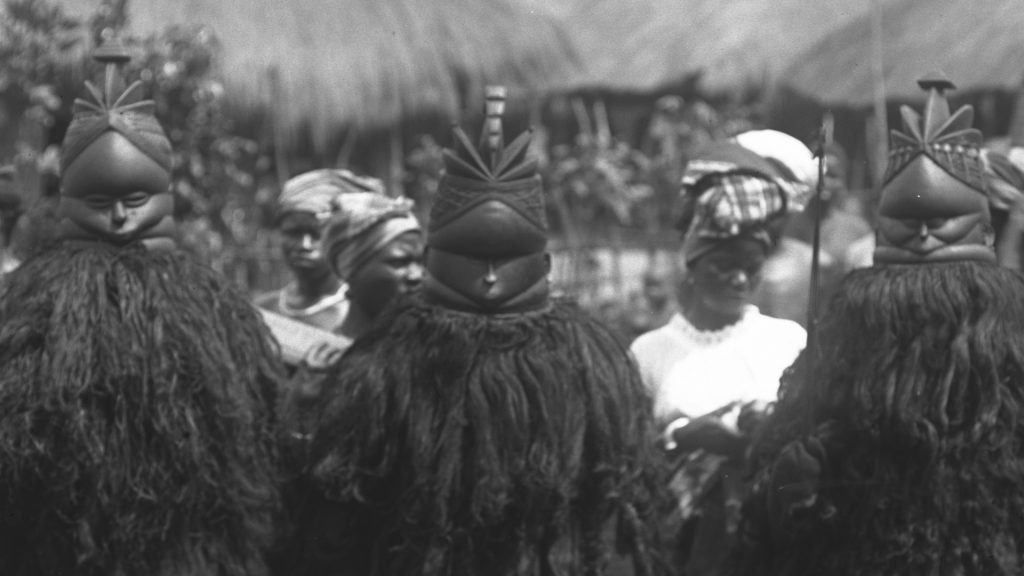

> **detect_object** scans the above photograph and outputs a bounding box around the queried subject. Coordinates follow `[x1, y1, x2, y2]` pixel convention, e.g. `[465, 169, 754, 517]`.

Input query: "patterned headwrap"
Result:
[679, 140, 808, 264]
[60, 39, 172, 175]
[733, 129, 819, 190]
[982, 148, 1024, 213]
[278, 169, 384, 223]
[323, 192, 420, 281]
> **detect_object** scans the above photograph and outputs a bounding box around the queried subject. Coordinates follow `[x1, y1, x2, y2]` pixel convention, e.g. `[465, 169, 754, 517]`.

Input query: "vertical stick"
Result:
[389, 125, 404, 198]
[808, 112, 834, 365]
[269, 66, 289, 189]
[869, 0, 889, 183]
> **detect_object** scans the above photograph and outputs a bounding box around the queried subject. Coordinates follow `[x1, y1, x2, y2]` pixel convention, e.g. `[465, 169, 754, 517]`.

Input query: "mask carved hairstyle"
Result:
[424, 86, 550, 314]
[57, 37, 175, 251]
[874, 74, 995, 264]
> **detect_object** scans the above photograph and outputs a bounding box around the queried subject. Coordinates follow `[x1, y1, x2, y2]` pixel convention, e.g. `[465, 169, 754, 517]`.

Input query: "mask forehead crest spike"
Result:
[918, 73, 955, 143]
[426, 85, 549, 313]
[60, 34, 172, 176]
[482, 86, 507, 171]
[94, 36, 131, 109]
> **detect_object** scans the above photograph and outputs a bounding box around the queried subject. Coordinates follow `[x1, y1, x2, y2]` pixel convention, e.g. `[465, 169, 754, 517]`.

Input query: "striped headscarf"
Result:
[278, 169, 385, 223]
[324, 192, 420, 281]
[679, 141, 808, 264]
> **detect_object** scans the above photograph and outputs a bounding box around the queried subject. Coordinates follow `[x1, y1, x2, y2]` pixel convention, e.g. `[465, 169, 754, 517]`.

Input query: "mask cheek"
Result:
[58, 197, 113, 238]
[486, 255, 548, 299]
[58, 193, 175, 243]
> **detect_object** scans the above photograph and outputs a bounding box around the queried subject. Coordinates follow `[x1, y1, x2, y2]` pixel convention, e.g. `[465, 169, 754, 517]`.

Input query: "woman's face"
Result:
[687, 237, 767, 320]
[279, 212, 330, 276]
[346, 231, 425, 319]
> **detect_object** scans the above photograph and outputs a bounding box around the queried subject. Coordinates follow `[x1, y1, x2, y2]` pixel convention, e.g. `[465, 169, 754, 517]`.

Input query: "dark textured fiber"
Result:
[729, 262, 1024, 576]
[290, 295, 662, 576]
[0, 241, 285, 576]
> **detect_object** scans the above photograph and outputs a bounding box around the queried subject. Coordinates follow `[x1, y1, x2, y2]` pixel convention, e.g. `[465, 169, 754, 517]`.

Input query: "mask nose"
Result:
[111, 201, 127, 228]
[483, 261, 498, 287]
[300, 234, 314, 250]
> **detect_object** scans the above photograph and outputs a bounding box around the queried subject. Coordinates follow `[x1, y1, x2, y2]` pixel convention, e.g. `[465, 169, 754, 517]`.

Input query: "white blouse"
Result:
[630, 306, 806, 421]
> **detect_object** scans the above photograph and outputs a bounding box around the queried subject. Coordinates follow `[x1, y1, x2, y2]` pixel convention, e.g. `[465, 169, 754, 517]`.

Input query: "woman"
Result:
[630, 139, 807, 576]
[269, 190, 424, 576]
[323, 191, 423, 341]
[278, 192, 422, 431]
[256, 169, 383, 332]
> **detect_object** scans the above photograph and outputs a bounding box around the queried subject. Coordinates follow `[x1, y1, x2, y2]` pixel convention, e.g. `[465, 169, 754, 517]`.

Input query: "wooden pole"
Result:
[869, 0, 888, 184]
[268, 66, 289, 188]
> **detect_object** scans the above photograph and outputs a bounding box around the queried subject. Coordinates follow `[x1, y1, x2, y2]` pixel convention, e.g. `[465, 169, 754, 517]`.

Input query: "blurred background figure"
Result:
[982, 147, 1024, 270]
[784, 141, 873, 268]
[618, 267, 679, 341]
[631, 139, 806, 576]
[745, 133, 871, 328]
[0, 165, 22, 279]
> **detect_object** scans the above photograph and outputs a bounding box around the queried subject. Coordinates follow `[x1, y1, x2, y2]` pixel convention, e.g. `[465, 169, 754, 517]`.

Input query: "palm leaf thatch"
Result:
[558, 0, 876, 94]
[63, 0, 580, 146]
[783, 0, 1024, 106]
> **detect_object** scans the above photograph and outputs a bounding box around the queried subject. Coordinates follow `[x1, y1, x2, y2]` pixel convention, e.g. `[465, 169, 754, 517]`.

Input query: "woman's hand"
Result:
[301, 341, 346, 372]
[665, 414, 746, 459]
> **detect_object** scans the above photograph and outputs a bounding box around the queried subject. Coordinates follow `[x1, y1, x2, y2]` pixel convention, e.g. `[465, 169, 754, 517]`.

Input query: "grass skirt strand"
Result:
[0, 242, 285, 576]
[729, 262, 1024, 576]
[292, 295, 662, 576]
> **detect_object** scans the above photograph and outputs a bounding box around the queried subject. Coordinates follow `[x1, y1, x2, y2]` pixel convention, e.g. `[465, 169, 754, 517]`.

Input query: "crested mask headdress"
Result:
[61, 37, 172, 176]
[423, 86, 550, 314]
[57, 36, 175, 249]
[874, 74, 994, 264]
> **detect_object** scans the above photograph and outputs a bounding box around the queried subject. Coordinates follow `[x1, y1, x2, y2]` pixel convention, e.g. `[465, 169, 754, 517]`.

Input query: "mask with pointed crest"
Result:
[58, 36, 176, 251]
[874, 74, 995, 264]
[424, 86, 551, 314]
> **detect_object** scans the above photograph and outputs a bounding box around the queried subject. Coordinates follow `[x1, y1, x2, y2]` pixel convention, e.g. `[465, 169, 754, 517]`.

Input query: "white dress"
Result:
[630, 305, 806, 422]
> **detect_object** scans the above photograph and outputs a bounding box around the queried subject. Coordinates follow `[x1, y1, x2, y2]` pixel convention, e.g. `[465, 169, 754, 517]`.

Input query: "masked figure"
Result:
[729, 76, 1024, 576]
[0, 39, 284, 576]
[285, 87, 661, 576]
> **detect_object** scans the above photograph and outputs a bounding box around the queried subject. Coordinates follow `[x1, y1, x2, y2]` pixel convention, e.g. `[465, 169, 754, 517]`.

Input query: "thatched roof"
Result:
[559, 0, 878, 94]
[783, 0, 1024, 106]
[62, 0, 580, 146]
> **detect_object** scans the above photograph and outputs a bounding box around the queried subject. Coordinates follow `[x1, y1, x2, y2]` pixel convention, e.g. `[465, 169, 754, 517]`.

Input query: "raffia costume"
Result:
[728, 78, 1024, 575]
[0, 41, 284, 576]
[287, 88, 660, 576]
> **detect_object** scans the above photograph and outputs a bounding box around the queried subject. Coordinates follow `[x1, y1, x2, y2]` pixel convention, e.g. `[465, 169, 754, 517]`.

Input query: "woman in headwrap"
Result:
[629, 139, 807, 576]
[256, 169, 384, 332]
[273, 192, 422, 464]
[321, 191, 424, 342]
[0, 40, 283, 576]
